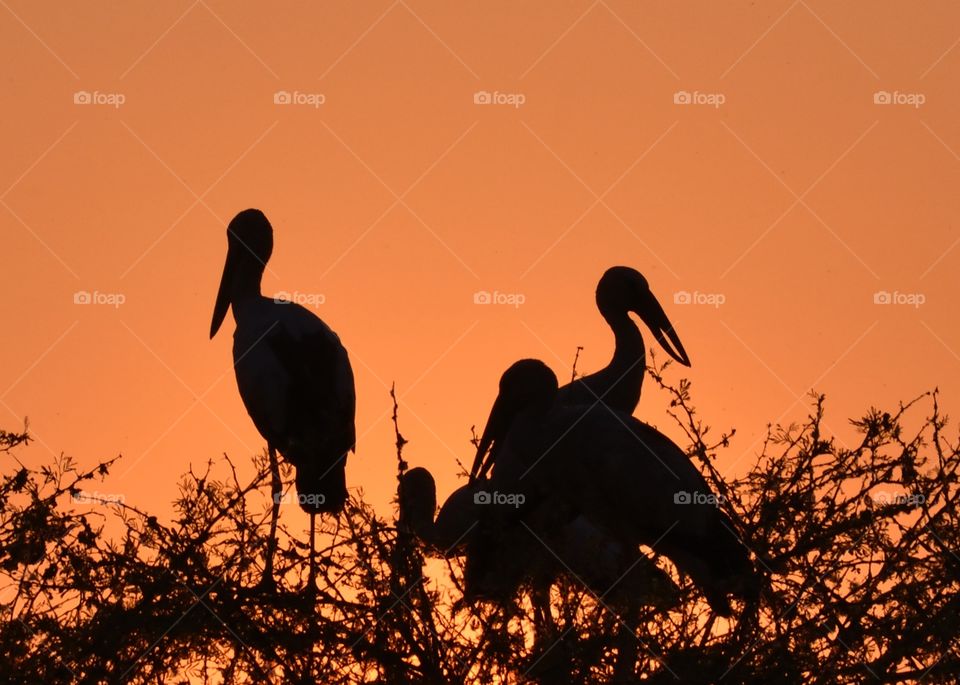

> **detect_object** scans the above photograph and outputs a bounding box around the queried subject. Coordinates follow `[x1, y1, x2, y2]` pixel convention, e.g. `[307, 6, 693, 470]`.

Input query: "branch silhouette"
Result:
[1, 367, 958, 684]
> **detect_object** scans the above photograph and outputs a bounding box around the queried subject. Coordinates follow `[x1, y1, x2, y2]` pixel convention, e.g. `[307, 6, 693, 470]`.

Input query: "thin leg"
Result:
[307, 513, 317, 594]
[261, 445, 281, 590]
[613, 615, 639, 683]
[529, 585, 568, 683]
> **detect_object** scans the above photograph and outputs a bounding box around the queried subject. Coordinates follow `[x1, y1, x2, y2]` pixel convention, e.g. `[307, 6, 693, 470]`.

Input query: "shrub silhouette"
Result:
[0, 361, 957, 684]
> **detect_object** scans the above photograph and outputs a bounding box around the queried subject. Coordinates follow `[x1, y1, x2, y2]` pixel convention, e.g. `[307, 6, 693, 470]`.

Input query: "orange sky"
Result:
[2, 1, 959, 525]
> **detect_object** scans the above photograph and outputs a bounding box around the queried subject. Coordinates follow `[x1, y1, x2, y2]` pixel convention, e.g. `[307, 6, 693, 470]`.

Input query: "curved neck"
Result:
[231, 260, 264, 302]
[601, 308, 645, 370]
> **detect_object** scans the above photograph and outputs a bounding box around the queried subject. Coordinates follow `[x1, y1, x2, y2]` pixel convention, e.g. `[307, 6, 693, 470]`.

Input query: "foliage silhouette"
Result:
[0, 359, 958, 684]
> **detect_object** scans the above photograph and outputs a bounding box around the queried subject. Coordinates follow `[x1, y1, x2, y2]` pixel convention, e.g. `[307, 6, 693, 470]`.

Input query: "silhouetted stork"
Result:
[210, 208, 356, 588]
[398, 466, 679, 608]
[560, 266, 690, 408]
[400, 465, 680, 679]
[465, 360, 756, 616]
[470, 266, 689, 481]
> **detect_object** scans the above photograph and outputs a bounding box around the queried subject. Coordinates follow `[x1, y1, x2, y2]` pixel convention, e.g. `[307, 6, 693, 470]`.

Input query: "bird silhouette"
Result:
[210, 208, 356, 588]
[470, 266, 689, 481]
[464, 359, 756, 616]
[398, 466, 679, 610]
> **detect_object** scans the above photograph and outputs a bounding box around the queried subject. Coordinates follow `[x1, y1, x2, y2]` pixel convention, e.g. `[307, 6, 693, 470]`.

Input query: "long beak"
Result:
[209, 249, 235, 339]
[636, 289, 691, 367]
[470, 394, 508, 482]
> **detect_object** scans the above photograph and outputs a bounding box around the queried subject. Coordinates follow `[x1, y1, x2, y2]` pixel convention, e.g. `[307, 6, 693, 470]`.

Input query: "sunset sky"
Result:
[2, 1, 959, 529]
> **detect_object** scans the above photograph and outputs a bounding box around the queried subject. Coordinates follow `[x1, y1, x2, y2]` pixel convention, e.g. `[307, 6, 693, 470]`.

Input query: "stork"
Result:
[559, 266, 690, 408]
[469, 266, 690, 482]
[464, 360, 756, 616]
[398, 466, 679, 606]
[210, 208, 356, 589]
[398, 465, 680, 677]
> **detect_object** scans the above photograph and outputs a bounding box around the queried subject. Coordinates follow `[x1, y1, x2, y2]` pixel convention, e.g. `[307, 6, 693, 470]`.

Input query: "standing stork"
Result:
[210, 208, 356, 589]
[465, 360, 757, 617]
[470, 266, 690, 482]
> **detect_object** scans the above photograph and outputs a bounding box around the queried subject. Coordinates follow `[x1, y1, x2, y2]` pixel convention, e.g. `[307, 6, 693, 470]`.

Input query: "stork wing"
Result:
[266, 310, 356, 457]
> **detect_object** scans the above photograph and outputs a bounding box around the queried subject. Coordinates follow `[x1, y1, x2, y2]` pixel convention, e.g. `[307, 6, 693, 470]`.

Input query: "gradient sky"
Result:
[2, 1, 959, 526]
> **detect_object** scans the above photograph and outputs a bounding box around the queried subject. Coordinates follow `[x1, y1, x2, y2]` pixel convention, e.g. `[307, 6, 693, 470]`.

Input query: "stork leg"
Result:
[612, 611, 640, 683]
[261, 445, 281, 590]
[528, 585, 569, 684]
[307, 512, 317, 594]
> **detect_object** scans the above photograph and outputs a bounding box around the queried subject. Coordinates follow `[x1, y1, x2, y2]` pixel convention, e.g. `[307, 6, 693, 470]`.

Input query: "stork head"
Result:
[400, 467, 489, 555]
[469, 359, 559, 482]
[398, 467, 438, 541]
[210, 209, 274, 338]
[595, 266, 690, 366]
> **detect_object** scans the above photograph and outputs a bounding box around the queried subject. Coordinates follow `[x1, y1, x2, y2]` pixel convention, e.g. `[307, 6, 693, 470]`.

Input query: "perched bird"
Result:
[398, 466, 679, 610]
[559, 266, 690, 408]
[470, 266, 689, 481]
[465, 360, 756, 616]
[210, 208, 356, 587]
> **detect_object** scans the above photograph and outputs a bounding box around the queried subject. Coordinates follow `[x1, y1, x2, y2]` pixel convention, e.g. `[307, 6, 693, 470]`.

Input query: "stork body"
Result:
[398, 467, 679, 609]
[230, 297, 355, 512]
[470, 266, 690, 482]
[465, 360, 756, 616]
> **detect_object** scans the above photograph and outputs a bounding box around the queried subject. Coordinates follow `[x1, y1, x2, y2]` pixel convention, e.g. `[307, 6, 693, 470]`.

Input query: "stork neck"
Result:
[408, 513, 436, 545]
[603, 309, 645, 369]
[230, 261, 265, 303]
